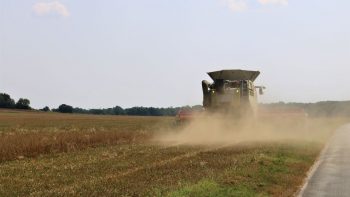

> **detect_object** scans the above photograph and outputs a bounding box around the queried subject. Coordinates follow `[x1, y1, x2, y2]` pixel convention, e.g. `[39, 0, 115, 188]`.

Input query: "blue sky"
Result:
[0, 0, 349, 109]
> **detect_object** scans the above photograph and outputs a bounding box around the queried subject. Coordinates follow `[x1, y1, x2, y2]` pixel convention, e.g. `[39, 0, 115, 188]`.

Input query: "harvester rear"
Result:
[202, 69, 265, 117]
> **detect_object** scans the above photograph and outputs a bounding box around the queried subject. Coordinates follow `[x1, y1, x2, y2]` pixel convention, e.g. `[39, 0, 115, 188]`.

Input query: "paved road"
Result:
[300, 124, 350, 197]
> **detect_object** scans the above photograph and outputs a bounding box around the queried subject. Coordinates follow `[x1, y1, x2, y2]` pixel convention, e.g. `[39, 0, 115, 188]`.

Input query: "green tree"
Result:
[0, 93, 15, 108]
[58, 104, 73, 113]
[15, 98, 31, 109]
[41, 106, 50, 112]
[113, 106, 125, 115]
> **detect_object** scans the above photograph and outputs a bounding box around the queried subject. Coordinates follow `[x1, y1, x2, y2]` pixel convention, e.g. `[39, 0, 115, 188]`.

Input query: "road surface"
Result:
[300, 124, 350, 197]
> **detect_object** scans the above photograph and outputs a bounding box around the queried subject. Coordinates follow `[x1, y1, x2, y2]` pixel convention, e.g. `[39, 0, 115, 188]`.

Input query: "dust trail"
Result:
[154, 113, 321, 146]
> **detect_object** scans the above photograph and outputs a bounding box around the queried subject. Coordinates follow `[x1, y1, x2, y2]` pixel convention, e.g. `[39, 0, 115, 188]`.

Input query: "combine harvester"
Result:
[177, 69, 307, 122]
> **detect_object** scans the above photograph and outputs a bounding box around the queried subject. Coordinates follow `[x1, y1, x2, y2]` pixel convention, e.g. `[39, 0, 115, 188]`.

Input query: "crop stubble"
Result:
[0, 110, 348, 196]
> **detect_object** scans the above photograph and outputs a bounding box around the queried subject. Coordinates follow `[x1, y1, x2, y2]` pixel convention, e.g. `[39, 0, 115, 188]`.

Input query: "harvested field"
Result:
[0, 110, 172, 162]
[0, 110, 348, 196]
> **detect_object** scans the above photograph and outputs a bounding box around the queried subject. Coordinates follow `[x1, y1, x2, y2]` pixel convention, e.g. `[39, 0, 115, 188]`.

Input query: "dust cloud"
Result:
[154, 113, 337, 146]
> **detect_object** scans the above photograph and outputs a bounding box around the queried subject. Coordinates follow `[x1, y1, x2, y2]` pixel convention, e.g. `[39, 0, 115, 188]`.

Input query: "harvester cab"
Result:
[202, 69, 265, 117]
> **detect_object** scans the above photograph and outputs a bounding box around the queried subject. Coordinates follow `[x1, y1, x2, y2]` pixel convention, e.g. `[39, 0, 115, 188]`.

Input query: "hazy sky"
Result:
[1, 0, 349, 109]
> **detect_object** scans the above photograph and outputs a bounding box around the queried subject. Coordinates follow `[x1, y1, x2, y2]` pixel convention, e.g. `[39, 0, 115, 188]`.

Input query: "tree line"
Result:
[0, 93, 31, 109]
[0, 92, 200, 116]
[260, 101, 350, 117]
[2, 92, 350, 117]
[51, 104, 194, 116]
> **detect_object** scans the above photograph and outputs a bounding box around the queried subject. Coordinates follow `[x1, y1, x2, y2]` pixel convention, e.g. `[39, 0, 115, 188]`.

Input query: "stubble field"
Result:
[0, 109, 347, 196]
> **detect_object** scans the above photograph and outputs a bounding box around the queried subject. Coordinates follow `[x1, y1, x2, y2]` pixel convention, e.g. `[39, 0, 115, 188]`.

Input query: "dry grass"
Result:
[0, 130, 150, 162]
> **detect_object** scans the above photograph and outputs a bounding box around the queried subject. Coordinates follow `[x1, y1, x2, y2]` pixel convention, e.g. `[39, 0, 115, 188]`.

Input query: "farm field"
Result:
[0, 110, 348, 196]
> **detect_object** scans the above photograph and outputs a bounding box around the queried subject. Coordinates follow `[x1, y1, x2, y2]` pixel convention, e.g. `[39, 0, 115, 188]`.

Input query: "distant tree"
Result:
[41, 106, 50, 112]
[15, 98, 31, 109]
[104, 108, 115, 115]
[89, 109, 104, 115]
[0, 93, 15, 108]
[58, 104, 73, 113]
[147, 107, 158, 116]
[113, 106, 125, 115]
[73, 107, 88, 114]
[125, 107, 150, 116]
